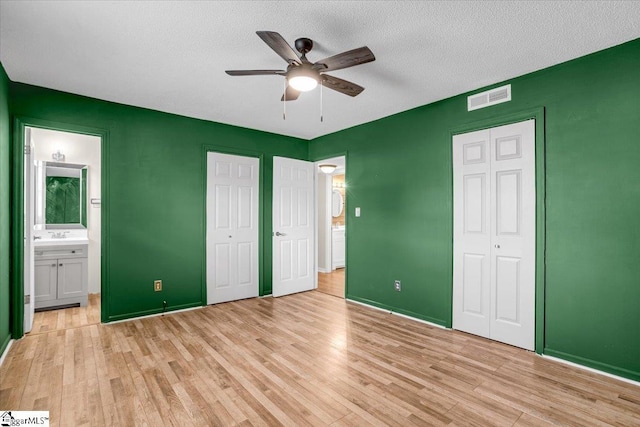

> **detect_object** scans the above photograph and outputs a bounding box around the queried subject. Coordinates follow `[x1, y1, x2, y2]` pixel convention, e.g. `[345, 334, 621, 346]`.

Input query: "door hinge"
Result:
[24, 294, 31, 305]
[24, 145, 31, 155]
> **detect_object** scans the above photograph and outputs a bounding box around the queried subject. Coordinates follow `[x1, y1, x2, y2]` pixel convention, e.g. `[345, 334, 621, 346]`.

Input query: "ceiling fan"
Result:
[225, 31, 375, 101]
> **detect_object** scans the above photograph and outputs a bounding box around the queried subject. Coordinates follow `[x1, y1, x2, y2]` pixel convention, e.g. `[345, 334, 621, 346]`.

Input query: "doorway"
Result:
[23, 127, 102, 334]
[452, 119, 535, 350]
[315, 156, 346, 298]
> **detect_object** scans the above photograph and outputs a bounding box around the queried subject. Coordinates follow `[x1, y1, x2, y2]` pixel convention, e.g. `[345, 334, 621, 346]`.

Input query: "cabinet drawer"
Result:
[35, 245, 87, 260]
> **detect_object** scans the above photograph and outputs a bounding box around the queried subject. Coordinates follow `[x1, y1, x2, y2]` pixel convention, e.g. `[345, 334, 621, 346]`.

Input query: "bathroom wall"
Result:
[331, 174, 345, 226]
[31, 128, 102, 294]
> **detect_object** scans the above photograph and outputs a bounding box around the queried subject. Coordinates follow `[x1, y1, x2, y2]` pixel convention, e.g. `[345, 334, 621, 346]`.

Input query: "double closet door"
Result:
[453, 120, 535, 350]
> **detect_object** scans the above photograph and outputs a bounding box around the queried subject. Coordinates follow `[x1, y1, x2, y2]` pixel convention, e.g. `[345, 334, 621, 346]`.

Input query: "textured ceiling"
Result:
[1, 1, 639, 140]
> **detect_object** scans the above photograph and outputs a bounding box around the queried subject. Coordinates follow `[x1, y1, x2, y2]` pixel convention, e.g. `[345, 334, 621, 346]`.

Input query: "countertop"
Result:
[34, 238, 89, 247]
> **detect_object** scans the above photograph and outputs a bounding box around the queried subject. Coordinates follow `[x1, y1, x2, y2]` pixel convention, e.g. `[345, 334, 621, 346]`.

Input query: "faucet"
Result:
[48, 231, 69, 239]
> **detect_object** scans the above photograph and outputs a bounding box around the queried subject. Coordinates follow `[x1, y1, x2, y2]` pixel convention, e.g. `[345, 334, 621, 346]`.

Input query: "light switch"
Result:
[355, 207, 361, 217]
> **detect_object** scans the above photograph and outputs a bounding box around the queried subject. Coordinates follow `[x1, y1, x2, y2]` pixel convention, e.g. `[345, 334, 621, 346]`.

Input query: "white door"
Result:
[453, 120, 535, 350]
[24, 130, 35, 333]
[273, 156, 315, 297]
[452, 128, 492, 339]
[206, 152, 259, 304]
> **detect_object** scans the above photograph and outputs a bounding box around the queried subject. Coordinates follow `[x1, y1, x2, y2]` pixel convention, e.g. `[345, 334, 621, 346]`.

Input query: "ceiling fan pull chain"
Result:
[320, 79, 324, 123]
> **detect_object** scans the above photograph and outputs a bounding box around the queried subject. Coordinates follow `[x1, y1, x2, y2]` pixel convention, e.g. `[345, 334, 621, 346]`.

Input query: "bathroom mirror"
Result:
[332, 189, 344, 217]
[35, 161, 88, 229]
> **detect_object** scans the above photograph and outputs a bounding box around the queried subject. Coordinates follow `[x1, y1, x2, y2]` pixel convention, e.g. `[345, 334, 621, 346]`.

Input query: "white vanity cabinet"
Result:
[34, 244, 88, 309]
[332, 228, 345, 270]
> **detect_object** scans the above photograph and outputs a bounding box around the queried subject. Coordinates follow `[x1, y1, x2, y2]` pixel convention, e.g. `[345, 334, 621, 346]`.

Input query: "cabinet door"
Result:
[57, 258, 86, 299]
[332, 231, 346, 269]
[34, 260, 58, 303]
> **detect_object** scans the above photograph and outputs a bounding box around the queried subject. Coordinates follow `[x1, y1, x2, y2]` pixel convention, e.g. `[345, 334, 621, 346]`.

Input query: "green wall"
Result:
[9, 83, 307, 321]
[310, 38, 640, 381]
[0, 64, 10, 356]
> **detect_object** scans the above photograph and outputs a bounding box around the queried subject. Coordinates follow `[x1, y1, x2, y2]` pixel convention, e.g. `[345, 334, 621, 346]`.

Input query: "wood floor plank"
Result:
[317, 268, 345, 298]
[2, 292, 640, 426]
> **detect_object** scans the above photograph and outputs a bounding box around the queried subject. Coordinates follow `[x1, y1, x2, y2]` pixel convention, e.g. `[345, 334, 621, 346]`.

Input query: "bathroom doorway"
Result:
[315, 156, 346, 298]
[24, 127, 102, 334]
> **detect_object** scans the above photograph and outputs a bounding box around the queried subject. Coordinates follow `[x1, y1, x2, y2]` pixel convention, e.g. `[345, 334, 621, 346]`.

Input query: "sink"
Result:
[34, 237, 89, 247]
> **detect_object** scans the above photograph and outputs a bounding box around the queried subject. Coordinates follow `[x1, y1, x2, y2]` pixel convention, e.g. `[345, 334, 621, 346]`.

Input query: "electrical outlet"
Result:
[154, 280, 162, 292]
[394, 280, 401, 291]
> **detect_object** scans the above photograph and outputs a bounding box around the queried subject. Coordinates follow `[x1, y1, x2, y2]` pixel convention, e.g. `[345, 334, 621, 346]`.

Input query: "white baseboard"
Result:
[392, 311, 448, 330]
[107, 305, 203, 325]
[0, 339, 14, 368]
[347, 298, 391, 313]
[541, 354, 640, 388]
[317, 268, 331, 274]
[347, 298, 448, 330]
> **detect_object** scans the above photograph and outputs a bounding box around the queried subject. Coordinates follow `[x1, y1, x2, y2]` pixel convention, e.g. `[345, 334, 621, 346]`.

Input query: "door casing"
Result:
[11, 117, 109, 337]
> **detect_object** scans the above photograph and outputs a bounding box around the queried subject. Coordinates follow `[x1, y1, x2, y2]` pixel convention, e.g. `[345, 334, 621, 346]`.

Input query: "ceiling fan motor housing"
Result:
[294, 38, 314, 55]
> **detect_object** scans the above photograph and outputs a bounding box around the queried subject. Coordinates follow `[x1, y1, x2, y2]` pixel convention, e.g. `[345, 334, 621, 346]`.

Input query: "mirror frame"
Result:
[38, 161, 88, 230]
[331, 189, 344, 218]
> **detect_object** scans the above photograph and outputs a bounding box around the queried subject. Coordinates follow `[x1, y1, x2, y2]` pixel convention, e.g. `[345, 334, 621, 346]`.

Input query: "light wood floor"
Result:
[2, 291, 639, 426]
[30, 293, 101, 335]
[317, 268, 345, 298]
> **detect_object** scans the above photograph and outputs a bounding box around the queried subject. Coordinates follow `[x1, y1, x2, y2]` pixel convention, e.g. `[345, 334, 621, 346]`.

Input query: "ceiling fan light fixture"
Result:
[287, 65, 320, 92]
[289, 75, 318, 92]
[319, 164, 337, 174]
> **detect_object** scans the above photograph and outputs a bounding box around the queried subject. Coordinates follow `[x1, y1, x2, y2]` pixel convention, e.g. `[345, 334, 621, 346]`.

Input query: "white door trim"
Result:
[23, 128, 35, 333]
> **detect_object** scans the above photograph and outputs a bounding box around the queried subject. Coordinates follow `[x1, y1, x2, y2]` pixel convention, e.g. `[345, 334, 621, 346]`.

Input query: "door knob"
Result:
[494, 244, 501, 249]
[275, 231, 287, 236]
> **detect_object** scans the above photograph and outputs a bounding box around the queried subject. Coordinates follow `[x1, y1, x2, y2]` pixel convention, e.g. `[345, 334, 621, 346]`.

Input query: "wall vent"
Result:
[467, 84, 511, 111]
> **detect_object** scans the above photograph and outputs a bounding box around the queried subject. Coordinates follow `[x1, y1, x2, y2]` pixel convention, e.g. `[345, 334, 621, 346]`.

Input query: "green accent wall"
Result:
[310, 38, 640, 381]
[9, 83, 307, 322]
[0, 63, 10, 356]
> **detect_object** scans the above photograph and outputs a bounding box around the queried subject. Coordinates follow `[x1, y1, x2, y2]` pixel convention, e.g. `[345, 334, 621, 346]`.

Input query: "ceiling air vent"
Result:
[467, 84, 511, 111]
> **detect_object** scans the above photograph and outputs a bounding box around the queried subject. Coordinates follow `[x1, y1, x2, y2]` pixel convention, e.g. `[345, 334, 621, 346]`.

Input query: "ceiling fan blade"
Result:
[322, 74, 364, 97]
[256, 31, 300, 65]
[313, 47, 375, 72]
[225, 69, 286, 76]
[281, 85, 300, 101]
